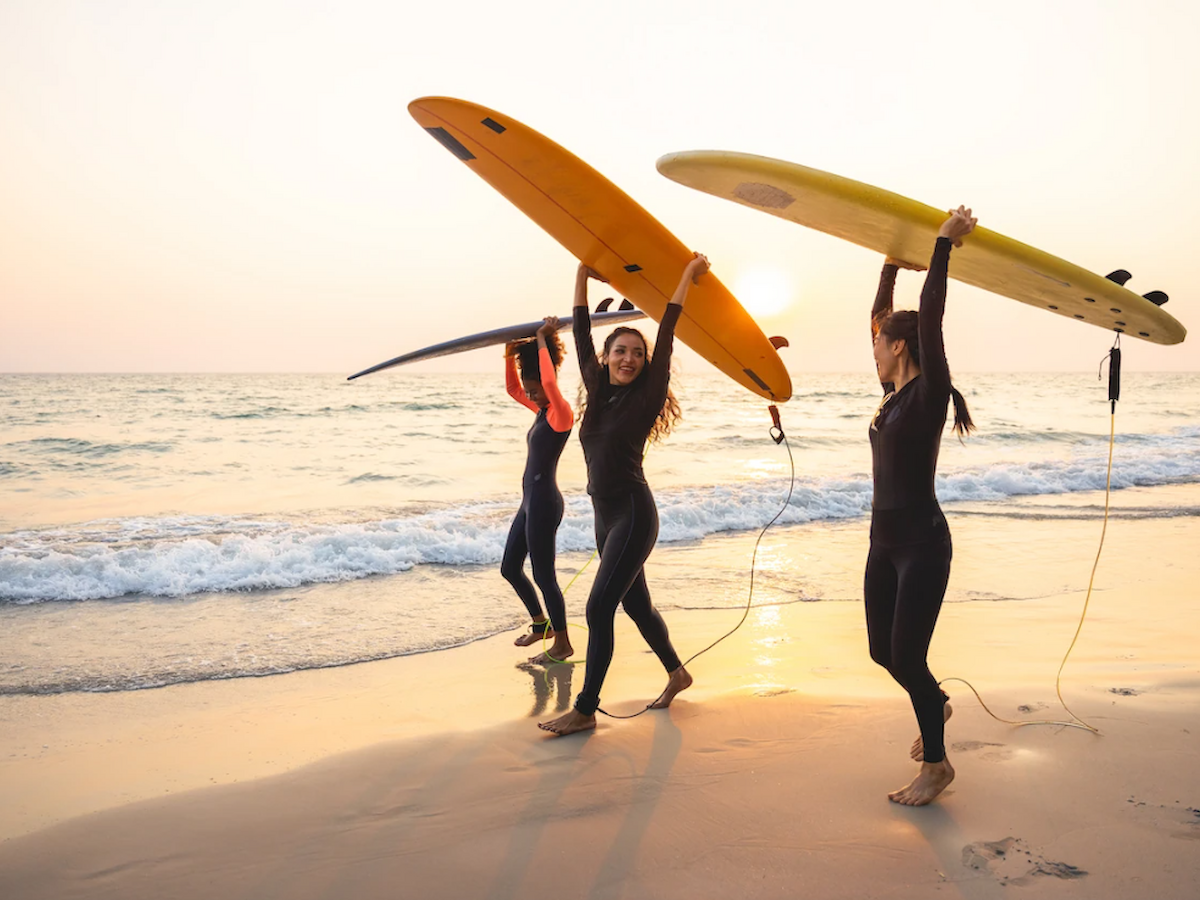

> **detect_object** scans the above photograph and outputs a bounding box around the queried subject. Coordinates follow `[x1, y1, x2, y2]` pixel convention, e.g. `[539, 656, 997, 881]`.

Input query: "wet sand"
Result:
[2, 487, 1198, 898]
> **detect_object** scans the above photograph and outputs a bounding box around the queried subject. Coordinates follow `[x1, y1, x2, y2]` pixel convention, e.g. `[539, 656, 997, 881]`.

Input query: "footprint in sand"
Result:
[980, 749, 1015, 762]
[950, 740, 1014, 762]
[962, 837, 1087, 885]
[754, 688, 796, 698]
[1126, 797, 1200, 841]
[1017, 702, 1050, 713]
[951, 741, 1004, 752]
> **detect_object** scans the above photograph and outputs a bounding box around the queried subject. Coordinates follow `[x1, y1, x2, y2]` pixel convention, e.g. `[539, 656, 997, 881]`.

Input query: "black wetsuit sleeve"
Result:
[918, 238, 953, 400]
[872, 263, 899, 395]
[642, 303, 682, 424]
[573, 306, 603, 395]
[872, 263, 898, 337]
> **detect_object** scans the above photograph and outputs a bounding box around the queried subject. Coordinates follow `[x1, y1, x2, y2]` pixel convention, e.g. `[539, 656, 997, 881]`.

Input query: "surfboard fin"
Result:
[595, 298, 614, 312]
[769, 336, 790, 350]
[1104, 270, 1168, 305]
[618, 299, 634, 310]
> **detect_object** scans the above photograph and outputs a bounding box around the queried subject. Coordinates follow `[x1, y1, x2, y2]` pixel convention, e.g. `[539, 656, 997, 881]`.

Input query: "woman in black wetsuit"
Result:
[538, 254, 708, 736]
[867, 206, 976, 805]
[502, 318, 574, 664]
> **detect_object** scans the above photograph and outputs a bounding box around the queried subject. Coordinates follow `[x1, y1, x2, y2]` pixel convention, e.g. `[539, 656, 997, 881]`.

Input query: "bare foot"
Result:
[514, 620, 549, 647]
[528, 633, 574, 665]
[910, 701, 953, 761]
[648, 666, 693, 709]
[888, 759, 955, 806]
[538, 709, 596, 737]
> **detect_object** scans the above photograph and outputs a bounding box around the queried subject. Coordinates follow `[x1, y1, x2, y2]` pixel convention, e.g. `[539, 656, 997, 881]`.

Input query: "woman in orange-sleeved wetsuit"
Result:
[867, 206, 977, 806]
[503, 317, 575, 664]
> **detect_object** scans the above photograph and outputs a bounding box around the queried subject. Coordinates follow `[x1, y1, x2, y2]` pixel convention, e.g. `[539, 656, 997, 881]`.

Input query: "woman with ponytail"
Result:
[538, 255, 706, 736]
[866, 206, 977, 805]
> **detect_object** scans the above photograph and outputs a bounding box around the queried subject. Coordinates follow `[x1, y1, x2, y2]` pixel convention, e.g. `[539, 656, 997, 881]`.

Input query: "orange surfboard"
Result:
[408, 97, 792, 402]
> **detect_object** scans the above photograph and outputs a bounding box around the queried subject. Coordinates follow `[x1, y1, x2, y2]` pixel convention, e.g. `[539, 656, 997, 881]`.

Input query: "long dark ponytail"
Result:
[879, 310, 974, 437]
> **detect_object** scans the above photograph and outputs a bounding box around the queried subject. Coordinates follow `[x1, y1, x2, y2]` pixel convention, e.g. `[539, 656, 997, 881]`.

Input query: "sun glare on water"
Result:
[732, 266, 793, 318]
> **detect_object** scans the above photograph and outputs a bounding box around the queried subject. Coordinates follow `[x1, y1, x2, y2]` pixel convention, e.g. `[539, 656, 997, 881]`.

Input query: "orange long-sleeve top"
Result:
[505, 346, 573, 433]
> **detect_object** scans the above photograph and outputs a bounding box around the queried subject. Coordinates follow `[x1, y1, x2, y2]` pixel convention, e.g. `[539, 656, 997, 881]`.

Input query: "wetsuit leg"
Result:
[864, 532, 953, 763]
[526, 488, 567, 632]
[574, 488, 660, 716]
[620, 569, 682, 673]
[864, 541, 900, 672]
[890, 535, 952, 763]
[501, 505, 544, 621]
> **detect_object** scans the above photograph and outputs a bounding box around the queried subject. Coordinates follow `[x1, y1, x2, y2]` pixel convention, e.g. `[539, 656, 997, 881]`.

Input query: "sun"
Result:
[732, 266, 793, 318]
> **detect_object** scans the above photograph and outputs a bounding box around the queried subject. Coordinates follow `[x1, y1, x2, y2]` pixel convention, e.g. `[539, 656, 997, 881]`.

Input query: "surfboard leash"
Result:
[528, 554, 594, 669]
[596, 404, 795, 720]
[530, 428, 664, 667]
[944, 336, 1122, 736]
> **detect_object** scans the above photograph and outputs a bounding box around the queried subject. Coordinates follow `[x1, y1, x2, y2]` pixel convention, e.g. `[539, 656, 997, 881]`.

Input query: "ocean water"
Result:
[2, 369, 1198, 695]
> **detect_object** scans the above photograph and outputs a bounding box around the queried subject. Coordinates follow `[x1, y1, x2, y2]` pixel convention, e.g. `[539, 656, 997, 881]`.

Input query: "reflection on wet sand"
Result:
[519, 660, 575, 718]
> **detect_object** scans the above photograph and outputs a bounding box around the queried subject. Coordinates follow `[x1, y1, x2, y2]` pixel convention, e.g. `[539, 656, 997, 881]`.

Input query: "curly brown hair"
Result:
[506, 331, 566, 381]
[578, 326, 682, 443]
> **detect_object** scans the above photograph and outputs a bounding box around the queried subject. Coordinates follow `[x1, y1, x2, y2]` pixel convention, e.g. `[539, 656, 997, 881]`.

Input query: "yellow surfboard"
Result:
[408, 98, 792, 402]
[657, 151, 1186, 346]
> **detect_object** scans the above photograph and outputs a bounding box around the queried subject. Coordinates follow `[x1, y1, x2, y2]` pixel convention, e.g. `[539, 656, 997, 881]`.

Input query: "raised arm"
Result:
[573, 263, 606, 391]
[919, 207, 977, 399]
[917, 241, 952, 398]
[871, 263, 898, 339]
[536, 318, 573, 433]
[504, 348, 539, 413]
[643, 253, 708, 409]
[669, 252, 708, 308]
[872, 255, 928, 339]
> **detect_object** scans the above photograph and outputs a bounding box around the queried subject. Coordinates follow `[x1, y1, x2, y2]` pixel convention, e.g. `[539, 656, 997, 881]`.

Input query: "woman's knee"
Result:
[888, 656, 934, 693]
[500, 553, 525, 584]
[622, 601, 659, 631]
[585, 594, 608, 626]
[530, 561, 559, 594]
[868, 638, 892, 672]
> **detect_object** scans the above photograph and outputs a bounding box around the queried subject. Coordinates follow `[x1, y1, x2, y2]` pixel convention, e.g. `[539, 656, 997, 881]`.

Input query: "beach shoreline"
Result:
[3, 485, 1199, 896]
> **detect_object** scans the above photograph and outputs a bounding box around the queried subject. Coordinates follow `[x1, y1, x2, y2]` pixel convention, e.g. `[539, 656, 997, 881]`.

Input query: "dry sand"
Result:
[2, 488, 1198, 898]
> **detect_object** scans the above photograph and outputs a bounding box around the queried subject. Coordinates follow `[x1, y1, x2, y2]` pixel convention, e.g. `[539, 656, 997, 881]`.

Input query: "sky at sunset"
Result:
[2, 0, 1197, 378]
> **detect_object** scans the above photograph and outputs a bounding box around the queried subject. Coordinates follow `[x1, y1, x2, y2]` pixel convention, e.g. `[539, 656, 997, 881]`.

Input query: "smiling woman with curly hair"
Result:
[538, 253, 708, 737]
